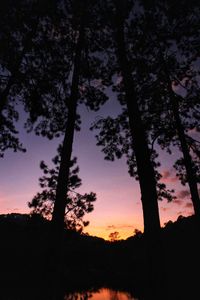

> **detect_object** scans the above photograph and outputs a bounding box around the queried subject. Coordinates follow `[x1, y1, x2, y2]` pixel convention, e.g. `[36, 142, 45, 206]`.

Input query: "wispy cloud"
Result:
[177, 190, 190, 199]
[106, 224, 134, 231]
[106, 225, 116, 230]
[161, 169, 178, 183]
[162, 170, 171, 179]
[177, 210, 185, 216]
[177, 210, 193, 217]
[185, 203, 193, 209]
[173, 199, 183, 206]
[187, 128, 198, 135]
[160, 207, 169, 212]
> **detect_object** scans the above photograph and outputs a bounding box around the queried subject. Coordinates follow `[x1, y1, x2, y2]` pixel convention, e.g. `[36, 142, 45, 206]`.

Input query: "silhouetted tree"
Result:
[1, 0, 108, 227]
[28, 146, 96, 233]
[91, 0, 161, 237]
[141, 1, 200, 217]
[0, 0, 57, 156]
[90, 1, 171, 295]
[22, 1, 110, 292]
[0, 0, 30, 156]
[46, 0, 109, 237]
[91, 114, 176, 203]
[109, 231, 120, 242]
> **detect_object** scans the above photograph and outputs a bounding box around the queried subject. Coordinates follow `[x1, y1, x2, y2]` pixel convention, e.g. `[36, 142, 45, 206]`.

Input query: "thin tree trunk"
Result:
[145, 5, 200, 218]
[171, 93, 200, 217]
[50, 6, 86, 296]
[52, 11, 85, 234]
[162, 58, 200, 217]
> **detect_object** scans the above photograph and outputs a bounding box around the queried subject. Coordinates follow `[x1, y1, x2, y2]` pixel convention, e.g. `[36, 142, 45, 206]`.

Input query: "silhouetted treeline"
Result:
[1, 213, 200, 299]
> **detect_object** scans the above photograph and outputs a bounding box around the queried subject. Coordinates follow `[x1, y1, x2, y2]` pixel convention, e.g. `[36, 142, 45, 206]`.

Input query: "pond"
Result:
[64, 288, 138, 300]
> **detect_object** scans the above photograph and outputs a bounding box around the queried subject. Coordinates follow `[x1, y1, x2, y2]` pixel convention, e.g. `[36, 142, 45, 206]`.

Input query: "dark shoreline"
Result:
[1, 214, 199, 299]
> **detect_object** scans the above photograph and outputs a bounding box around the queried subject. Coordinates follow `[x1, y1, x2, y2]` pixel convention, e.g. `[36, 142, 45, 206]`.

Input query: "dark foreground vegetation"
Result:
[0, 213, 199, 299]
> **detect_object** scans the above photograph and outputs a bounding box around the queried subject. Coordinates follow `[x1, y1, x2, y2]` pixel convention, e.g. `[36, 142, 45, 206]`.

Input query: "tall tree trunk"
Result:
[114, 1, 161, 236]
[52, 7, 85, 234]
[113, 3, 167, 296]
[50, 6, 85, 296]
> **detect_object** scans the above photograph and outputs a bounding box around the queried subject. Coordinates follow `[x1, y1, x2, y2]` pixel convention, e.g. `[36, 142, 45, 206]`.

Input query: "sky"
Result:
[0, 96, 196, 240]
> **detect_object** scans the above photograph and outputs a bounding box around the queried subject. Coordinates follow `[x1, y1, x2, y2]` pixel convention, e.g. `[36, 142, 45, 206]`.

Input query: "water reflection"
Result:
[64, 288, 138, 300]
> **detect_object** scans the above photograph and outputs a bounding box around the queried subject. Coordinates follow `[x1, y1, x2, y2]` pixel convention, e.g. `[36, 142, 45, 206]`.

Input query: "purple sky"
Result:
[0, 96, 195, 239]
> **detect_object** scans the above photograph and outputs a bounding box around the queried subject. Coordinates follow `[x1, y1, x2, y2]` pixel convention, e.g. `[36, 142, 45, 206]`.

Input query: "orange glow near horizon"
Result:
[67, 288, 135, 300]
[0, 183, 195, 241]
[84, 223, 141, 240]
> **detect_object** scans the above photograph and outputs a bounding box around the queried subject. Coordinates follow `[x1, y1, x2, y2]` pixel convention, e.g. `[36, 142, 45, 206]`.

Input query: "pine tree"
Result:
[141, 0, 200, 217]
[28, 146, 96, 233]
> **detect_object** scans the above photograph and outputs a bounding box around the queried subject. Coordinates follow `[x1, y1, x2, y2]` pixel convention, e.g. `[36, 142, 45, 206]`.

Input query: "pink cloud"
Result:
[161, 169, 178, 183]
[173, 199, 183, 206]
[106, 224, 134, 231]
[187, 128, 197, 134]
[106, 225, 116, 230]
[162, 170, 171, 179]
[160, 207, 169, 212]
[177, 210, 193, 217]
[177, 190, 190, 199]
[185, 202, 193, 209]
[177, 210, 185, 216]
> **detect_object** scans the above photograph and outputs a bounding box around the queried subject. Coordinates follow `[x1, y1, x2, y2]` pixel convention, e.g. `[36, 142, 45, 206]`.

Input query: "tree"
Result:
[141, 0, 200, 217]
[90, 1, 171, 294]
[109, 231, 120, 242]
[28, 146, 96, 233]
[1, 2, 109, 292]
[0, 0, 31, 156]
[91, 114, 176, 203]
[0, 0, 57, 156]
[91, 0, 161, 237]
[1, 0, 108, 229]
[47, 0, 109, 236]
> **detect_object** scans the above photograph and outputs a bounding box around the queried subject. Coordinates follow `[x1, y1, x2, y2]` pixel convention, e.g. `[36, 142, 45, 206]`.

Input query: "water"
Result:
[64, 288, 138, 300]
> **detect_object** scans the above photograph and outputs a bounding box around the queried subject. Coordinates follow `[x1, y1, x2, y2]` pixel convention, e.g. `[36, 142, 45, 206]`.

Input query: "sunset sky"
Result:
[0, 96, 195, 240]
